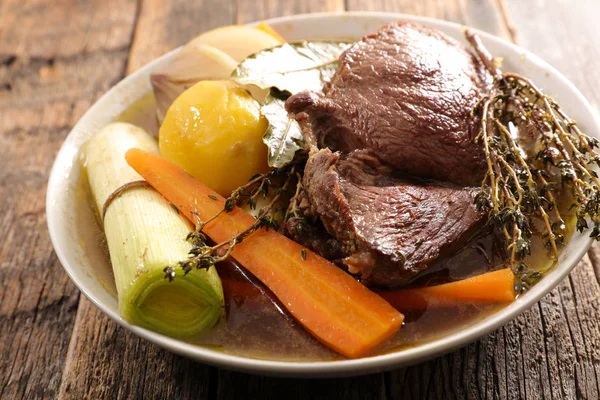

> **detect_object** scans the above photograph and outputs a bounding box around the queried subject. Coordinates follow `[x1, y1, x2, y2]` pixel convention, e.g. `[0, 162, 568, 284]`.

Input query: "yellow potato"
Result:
[159, 80, 269, 196]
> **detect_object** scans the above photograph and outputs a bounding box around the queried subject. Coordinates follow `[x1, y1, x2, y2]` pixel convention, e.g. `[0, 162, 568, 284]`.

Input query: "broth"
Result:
[190, 258, 505, 361]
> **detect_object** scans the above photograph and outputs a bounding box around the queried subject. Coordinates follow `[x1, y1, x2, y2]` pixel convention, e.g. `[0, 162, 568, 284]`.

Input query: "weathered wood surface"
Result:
[0, 0, 598, 399]
[0, 1, 138, 398]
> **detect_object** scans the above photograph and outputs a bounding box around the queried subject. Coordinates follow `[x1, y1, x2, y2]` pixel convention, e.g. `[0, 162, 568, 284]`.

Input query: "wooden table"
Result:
[1, 0, 599, 398]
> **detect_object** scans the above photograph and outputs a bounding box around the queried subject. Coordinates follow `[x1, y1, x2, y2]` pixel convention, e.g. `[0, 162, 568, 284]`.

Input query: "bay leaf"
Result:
[232, 41, 350, 167]
[261, 93, 304, 168]
[231, 41, 350, 95]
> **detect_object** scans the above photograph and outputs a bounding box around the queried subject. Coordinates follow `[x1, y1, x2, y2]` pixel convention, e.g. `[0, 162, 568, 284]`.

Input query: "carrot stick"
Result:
[226, 268, 516, 312]
[125, 148, 403, 358]
[376, 269, 516, 311]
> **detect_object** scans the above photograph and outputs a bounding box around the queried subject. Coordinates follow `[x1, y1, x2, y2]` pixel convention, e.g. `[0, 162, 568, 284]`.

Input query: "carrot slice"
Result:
[376, 269, 516, 311]
[125, 148, 403, 358]
[255, 22, 286, 43]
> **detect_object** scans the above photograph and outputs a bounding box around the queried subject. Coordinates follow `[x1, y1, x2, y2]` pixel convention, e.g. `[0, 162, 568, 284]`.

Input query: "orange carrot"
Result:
[125, 148, 403, 358]
[376, 269, 516, 311]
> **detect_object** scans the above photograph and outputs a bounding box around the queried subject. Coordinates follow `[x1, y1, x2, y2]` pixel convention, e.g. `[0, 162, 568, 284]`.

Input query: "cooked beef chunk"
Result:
[300, 148, 483, 287]
[286, 21, 490, 186]
[284, 188, 345, 261]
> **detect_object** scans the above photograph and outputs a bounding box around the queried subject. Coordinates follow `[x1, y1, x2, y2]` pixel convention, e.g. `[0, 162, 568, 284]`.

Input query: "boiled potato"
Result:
[159, 80, 269, 196]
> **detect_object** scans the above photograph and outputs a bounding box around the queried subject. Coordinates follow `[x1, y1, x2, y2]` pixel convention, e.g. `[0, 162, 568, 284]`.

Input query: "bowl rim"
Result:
[46, 11, 600, 377]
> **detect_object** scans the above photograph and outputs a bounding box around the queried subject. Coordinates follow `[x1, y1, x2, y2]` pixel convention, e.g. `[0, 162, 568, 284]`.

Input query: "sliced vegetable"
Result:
[159, 80, 269, 197]
[376, 269, 516, 311]
[125, 148, 404, 358]
[82, 123, 224, 338]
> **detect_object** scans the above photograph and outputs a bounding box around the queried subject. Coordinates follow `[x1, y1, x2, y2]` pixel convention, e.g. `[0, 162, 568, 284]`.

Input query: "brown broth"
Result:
[75, 94, 574, 361]
[187, 257, 506, 362]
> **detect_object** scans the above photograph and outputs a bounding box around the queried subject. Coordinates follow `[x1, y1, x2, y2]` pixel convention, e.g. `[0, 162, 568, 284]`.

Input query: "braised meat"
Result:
[283, 21, 490, 286]
[295, 149, 483, 287]
[286, 21, 490, 186]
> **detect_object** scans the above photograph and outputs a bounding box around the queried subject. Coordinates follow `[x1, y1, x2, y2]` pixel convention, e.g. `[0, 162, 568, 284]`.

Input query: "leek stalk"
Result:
[81, 122, 224, 338]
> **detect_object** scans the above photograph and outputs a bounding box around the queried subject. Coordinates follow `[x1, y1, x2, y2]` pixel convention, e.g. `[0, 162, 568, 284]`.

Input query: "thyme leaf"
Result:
[164, 162, 299, 280]
[466, 30, 600, 292]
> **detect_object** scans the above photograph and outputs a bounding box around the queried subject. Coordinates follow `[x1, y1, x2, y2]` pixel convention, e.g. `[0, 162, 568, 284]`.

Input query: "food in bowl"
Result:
[77, 20, 600, 361]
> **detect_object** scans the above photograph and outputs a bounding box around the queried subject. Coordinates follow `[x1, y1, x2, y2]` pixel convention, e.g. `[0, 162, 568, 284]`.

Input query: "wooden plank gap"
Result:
[0, 267, 49, 398]
[383, 371, 392, 400]
[124, 0, 145, 76]
[57, 293, 86, 397]
[586, 244, 600, 286]
[535, 301, 555, 400]
[493, 0, 519, 43]
[453, 0, 469, 28]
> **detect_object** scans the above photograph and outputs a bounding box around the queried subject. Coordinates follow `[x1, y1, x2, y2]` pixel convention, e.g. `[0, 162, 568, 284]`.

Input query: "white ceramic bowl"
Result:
[46, 12, 600, 377]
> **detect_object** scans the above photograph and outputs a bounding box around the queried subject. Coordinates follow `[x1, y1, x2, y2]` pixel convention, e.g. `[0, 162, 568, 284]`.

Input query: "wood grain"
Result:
[58, 298, 215, 399]
[502, 0, 600, 109]
[126, 0, 236, 74]
[216, 372, 386, 400]
[345, 0, 511, 38]
[0, 0, 138, 398]
[236, 0, 344, 24]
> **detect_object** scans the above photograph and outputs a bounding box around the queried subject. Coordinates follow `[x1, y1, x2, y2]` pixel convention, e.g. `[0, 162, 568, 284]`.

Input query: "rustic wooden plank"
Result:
[126, 0, 236, 74]
[216, 372, 386, 400]
[0, 0, 139, 399]
[56, 1, 236, 398]
[502, 0, 600, 109]
[345, 0, 511, 38]
[236, 0, 344, 24]
[57, 298, 214, 399]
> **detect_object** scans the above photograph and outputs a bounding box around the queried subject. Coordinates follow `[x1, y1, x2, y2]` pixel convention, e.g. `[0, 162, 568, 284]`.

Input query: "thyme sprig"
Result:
[466, 31, 600, 291]
[163, 163, 297, 281]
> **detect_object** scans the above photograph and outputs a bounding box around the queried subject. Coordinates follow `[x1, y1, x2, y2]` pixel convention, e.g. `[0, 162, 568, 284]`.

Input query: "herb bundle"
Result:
[466, 31, 600, 291]
[163, 162, 297, 281]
